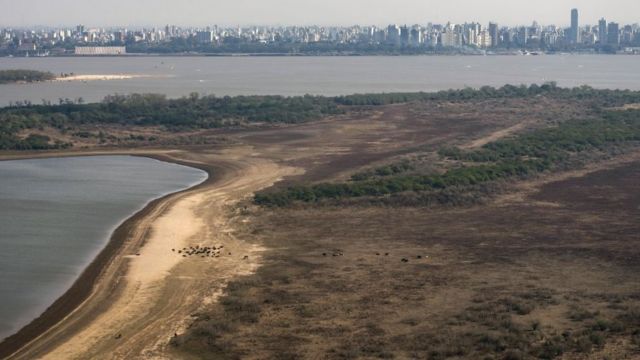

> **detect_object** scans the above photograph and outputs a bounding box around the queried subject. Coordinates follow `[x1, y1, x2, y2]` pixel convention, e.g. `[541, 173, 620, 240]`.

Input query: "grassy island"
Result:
[3, 84, 640, 360]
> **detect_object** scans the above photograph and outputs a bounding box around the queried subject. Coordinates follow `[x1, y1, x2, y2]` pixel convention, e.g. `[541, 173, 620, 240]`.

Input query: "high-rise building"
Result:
[426, 32, 438, 47]
[478, 30, 492, 48]
[195, 31, 214, 44]
[503, 31, 513, 47]
[489, 23, 499, 47]
[622, 25, 634, 44]
[465, 23, 482, 46]
[518, 27, 528, 47]
[607, 22, 620, 46]
[570, 9, 580, 44]
[543, 31, 560, 47]
[400, 25, 410, 45]
[598, 18, 608, 45]
[373, 29, 386, 44]
[387, 25, 401, 46]
[113, 31, 125, 43]
[440, 23, 462, 47]
[410, 27, 422, 47]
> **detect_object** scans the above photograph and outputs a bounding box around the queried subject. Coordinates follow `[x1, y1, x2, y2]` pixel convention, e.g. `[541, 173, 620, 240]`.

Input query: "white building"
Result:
[440, 24, 462, 47]
[479, 31, 493, 48]
[74, 46, 126, 55]
[195, 31, 214, 44]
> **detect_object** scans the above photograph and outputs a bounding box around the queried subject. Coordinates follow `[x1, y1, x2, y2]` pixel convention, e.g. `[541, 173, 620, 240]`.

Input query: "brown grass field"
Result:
[169, 98, 640, 359]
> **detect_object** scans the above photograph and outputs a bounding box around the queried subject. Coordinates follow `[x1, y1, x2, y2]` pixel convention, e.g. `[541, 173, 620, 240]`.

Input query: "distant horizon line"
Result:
[3, 19, 637, 30]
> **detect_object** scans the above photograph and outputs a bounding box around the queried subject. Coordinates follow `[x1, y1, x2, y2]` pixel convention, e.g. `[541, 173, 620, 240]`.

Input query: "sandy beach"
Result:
[0, 147, 299, 359]
[53, 74, 147, 82]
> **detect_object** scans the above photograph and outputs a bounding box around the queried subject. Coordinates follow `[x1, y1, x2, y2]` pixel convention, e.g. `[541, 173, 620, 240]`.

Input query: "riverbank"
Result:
[0, 148, 298, 359]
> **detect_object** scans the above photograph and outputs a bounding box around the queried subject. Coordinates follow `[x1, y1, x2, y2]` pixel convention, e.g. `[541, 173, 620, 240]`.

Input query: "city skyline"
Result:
[1, 0, 639, 28]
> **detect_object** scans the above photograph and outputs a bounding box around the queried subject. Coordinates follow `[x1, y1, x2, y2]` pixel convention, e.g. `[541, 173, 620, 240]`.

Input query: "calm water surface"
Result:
[0, 55, 639, 105]
[0, 156, 207, 340]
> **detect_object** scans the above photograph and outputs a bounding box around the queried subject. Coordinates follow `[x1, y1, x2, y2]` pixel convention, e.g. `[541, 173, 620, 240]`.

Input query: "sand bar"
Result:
[53, 74, 148, 82]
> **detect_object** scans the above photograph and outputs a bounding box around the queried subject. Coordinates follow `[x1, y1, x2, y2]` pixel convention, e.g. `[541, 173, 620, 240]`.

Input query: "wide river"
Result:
[1, 55, 640, 106]
[0, 156, 207, 341]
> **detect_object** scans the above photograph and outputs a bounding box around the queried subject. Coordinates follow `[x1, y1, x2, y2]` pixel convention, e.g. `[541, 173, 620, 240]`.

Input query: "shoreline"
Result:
[0, 150, 223, 359]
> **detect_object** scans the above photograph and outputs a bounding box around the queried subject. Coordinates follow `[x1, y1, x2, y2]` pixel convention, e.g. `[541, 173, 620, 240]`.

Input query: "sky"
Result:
[0, 0, 638, 28]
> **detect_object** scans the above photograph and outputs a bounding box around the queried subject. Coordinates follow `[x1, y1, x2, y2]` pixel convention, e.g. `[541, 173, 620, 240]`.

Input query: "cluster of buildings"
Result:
[1, 9, 639, 56]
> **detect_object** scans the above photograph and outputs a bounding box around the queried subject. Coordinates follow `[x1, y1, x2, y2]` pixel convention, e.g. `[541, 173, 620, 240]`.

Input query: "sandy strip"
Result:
[53, 74, 148, 82]
[3, 149, 300, 359]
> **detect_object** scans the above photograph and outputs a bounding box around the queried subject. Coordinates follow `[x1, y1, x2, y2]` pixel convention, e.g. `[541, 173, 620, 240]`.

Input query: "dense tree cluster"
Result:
[3, 84, 640, 151]
[0, 131, 72, 150]
[255, 160, 546, 206]
[0, 70, 55, 84]
[0, 93, 342, 150]
[335, 83, 640, 106]
[350, 160, 415, 181]
[93, 93, 343, 128]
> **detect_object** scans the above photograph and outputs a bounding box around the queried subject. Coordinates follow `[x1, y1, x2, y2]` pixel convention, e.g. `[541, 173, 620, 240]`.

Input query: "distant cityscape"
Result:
[2, 9, 639, 56]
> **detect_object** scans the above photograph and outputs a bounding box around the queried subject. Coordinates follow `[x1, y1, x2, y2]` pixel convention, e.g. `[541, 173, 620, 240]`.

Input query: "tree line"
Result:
[334, 83, 640, 107]
[0, 93, 342, 150]
[3, 84, 640, 151]
[0, 70, 56, 84]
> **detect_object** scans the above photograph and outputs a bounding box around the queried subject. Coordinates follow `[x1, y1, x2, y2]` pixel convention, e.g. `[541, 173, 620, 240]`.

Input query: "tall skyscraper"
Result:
[598, 18, 607, 45]
[488, 23, 499, 47]
[409, 27, 422, 47]
[622, 25, 634, 44]
[570, 9, 580, 44]
[400, 25, 410, 45]
[607, 22, 620, 46]
[387, 25, 401, 46]
[518, 27, 528, 47]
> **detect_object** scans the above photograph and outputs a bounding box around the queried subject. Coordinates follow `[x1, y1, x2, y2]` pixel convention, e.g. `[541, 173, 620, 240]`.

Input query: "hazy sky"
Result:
[1, 0, 638, 27]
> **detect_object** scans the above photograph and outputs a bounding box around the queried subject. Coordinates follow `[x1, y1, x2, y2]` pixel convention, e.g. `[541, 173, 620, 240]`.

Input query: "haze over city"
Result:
[1, 0, 639, 27]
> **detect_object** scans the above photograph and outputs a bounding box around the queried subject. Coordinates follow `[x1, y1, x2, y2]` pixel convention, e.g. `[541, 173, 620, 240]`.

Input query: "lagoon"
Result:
[0, 155, 207, 340]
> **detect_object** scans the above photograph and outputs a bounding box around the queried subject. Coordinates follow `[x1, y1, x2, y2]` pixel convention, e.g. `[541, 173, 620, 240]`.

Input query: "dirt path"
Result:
[7, 149, 299, 360]
[462, 121, 530, 149]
